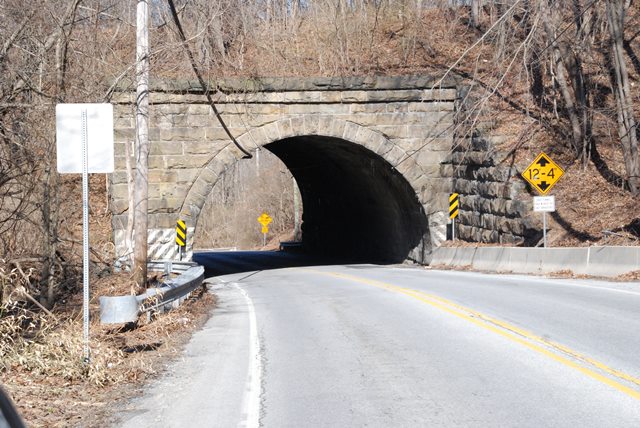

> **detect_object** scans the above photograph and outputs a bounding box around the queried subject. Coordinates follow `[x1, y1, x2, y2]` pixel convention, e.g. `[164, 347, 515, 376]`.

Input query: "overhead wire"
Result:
[165, 0, 252, 159]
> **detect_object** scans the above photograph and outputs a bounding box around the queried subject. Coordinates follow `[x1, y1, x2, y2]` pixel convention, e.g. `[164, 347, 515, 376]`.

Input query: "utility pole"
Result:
[134, 0, 149, 289]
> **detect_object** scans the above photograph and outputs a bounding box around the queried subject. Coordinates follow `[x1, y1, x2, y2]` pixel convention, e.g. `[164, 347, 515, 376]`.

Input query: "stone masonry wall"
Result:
[109, 76, 458, 261]
[448, 133, 538, 245]
[447, 86, 539, 245]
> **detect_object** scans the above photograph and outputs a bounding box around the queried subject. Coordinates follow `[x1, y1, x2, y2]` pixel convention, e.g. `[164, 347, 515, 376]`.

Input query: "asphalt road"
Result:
[115, 265, 640, 427]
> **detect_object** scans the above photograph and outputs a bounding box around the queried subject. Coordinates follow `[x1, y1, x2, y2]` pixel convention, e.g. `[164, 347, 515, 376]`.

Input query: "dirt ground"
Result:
[1, 282, 216, 428]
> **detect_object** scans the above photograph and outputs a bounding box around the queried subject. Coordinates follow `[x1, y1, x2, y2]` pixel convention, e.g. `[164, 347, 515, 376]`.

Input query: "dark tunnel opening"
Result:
[265, 136, 430, 264]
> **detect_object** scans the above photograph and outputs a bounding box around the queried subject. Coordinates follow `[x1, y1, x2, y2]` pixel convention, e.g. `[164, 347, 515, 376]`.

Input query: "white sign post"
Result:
[56, 104, 114, 363]
[533, 195, 555, 248]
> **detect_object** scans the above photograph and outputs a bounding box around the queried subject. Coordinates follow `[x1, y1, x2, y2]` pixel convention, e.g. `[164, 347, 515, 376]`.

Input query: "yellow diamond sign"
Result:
[522, 152, 564, 195]
[258, 212, 272, 226]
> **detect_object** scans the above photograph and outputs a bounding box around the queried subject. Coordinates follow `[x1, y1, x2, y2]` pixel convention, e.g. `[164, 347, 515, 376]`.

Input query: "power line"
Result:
[165, 0, 253, 159]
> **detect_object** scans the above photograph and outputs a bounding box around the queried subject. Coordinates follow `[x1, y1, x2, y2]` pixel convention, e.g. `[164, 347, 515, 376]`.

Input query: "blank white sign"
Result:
[56, 103, 114, 173]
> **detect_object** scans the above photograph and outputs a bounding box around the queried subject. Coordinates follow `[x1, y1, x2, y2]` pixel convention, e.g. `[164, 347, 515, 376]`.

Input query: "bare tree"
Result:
[606, 0, 639, 194]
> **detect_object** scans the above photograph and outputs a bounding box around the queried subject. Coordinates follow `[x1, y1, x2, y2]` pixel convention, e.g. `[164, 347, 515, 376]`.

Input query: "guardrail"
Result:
[99, 261, 205, 324]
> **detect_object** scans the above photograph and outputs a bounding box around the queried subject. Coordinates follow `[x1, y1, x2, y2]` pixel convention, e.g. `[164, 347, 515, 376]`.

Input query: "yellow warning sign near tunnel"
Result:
[258, 213, 272, 227]
[449, 193, 459, 219]
[176, 220, 187, 247]
[522, 152, 564, 195]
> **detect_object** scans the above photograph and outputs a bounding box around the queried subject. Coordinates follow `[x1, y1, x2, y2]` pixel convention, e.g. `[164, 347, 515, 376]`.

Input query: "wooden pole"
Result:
[134, 0, 149, 288]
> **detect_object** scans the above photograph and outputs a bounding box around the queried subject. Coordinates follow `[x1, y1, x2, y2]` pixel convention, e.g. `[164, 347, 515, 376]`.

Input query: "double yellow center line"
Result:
[314, 269, 640, 401]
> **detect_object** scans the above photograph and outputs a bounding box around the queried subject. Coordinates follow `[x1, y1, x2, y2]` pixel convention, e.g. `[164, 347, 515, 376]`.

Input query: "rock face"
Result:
[110, 75, 539, 264]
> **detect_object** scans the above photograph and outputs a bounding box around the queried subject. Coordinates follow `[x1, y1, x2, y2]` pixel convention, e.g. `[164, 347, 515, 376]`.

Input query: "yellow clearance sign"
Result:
[522, 152, 564, 195]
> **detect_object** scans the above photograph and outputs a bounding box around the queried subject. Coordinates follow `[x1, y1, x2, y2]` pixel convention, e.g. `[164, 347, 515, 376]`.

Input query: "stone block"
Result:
[459, 194, 479, 211]
[373, 125, 409, 139]
[196, 167, 219, 187]
[277, 118, 294, 138]
[408, 123, 454, 139]
[114, 128, 135, 141]
[452, 151, 493, 166]
[454, 179, 477, 194]
[109, 198, 129, 215]
[408, 101, 456, 112]
[481, 213, 497, 229]
[149, 213, 184, 229]
[285, 91, 341, 103]
[203, 127, 233, 140]
[350, 103, 388, 114]
[188, 104, 211, 115]
[368, 89, 426, 102]
[114, 155, 134, 170]
[500, 233, 523, 245]
[148, 170, 177, 183]
[164, 155, 211, 169]
[114, 116, 134, 128]
[421, 88, 458, 101]
[489, 198, 512, 216]
[151, 141, 183, 156]
[110, 171, 128, 185]
[341, 91, 370, 102]
[111, 214, 128, 231]
[396, 157, 423, 182]
[109, 183, 129, 201]
[317, 116, 336, 137]
[148, 156, 165, 169]
[342, 121, 360, 142]
[288, 104, 350, 115]
[183, 141, 219, 155]
[148, 198, 183, 214]
[303, 115, 321, 135]
[384, 145, 407, 166]
[186, 114, 211, 127]
[176, 169, 201, 184]
[289, 116, 305, 136]
[331, 119, 346, 138]
[160, 127, 206, 141]
[261, 121, 281, 142]
[149, 182, 189, 199]
[481, 229, 500, 243]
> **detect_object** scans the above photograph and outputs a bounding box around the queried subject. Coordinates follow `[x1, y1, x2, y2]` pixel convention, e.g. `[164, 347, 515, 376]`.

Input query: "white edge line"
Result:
[233, 282, 262, 428]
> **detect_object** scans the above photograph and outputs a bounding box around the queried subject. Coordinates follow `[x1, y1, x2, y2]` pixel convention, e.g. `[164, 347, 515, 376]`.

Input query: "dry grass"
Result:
[0, 263, 215, 427]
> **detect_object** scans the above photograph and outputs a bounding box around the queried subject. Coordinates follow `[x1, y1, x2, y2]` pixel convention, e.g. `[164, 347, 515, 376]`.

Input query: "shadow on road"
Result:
[193, 250, 364, 277]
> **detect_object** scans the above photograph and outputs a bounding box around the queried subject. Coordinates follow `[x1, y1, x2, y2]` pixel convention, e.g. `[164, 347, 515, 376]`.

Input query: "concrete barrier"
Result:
[430, 246, 640, 278]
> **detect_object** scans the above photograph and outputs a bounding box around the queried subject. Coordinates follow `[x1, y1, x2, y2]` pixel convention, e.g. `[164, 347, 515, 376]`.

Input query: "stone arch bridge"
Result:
[110, 76, 459, 264]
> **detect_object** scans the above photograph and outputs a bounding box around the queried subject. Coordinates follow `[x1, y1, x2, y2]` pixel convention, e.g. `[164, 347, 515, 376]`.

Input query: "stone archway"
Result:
[180, 115, 435, 263]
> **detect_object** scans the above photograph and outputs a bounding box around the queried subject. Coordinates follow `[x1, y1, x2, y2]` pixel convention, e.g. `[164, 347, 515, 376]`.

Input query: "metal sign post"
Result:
[81, 110, 90, 363]
[56, 103, 114, 364]
[533, 196, 555, 248]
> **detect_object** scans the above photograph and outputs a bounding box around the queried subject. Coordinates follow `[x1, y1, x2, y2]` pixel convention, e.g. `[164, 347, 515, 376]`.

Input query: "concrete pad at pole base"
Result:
[99, 295, 139, 324]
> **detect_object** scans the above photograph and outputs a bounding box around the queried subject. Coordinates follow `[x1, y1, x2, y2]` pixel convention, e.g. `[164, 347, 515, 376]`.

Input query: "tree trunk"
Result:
[606, 0, 640, 195]
[471, 0, 481, 28]
[540, 0, 589, 162]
